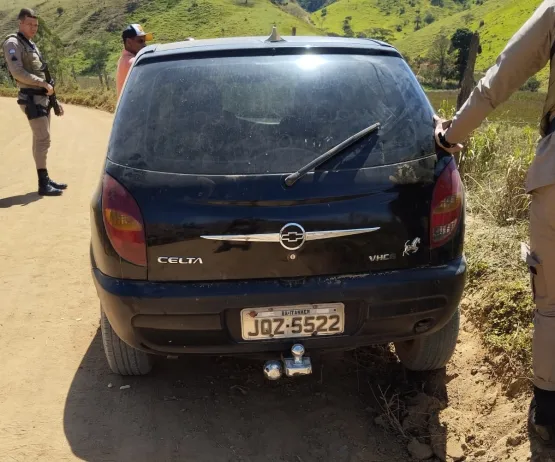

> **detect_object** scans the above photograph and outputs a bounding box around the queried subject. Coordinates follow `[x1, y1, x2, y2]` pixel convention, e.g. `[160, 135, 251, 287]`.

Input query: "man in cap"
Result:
[116, 24, 153, 98]
[2, 8, 66, 196]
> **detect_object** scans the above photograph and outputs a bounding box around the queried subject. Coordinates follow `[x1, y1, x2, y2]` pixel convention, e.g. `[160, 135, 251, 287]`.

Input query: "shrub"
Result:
[463, 123, 535, 225]
[521, 76, 541, 93]
[424, 12, 435, 24]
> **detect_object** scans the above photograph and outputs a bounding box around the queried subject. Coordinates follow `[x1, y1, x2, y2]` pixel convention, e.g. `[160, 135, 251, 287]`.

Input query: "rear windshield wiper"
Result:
[284, 122, 381, 187]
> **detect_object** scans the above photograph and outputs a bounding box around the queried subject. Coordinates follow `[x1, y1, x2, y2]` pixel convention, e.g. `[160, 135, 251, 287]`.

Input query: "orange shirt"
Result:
[116, 49, 136, 98]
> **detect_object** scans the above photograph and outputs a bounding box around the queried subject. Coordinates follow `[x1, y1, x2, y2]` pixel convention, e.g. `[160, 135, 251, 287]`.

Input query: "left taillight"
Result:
[430, 160, 463, 249]
[102, 173, 147, 266]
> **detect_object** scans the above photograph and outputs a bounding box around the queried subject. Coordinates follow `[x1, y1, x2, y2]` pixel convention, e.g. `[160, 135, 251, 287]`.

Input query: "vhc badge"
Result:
[369, 253, 396, 262]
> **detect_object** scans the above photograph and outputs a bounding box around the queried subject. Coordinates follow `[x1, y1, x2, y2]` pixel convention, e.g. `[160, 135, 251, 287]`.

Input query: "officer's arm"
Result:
[2, 38, 47, 88]
[446, 0, 555, 143]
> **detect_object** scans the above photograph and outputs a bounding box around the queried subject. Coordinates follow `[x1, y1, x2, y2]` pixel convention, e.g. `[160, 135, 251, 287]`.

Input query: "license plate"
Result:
[240, 303, 345, 341]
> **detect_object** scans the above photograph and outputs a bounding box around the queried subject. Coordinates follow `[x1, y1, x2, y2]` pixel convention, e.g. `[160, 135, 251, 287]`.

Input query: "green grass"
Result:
[0, 84, 116, 111]
[0, 0, 322, 73]
[0, 87, 17, 98]
[458, 120, 538, 380]
[394, 0, 542, 65]
[2, 0, 550, 89]
[394, 0, 549, 87]
[0, 0, 129, 43]
[463, 217, 533, 379]
[312, 0, 549, 87]
[426, 90, 545, 126]
[312, 0, 465, 40]
[126, 0, 319, 42]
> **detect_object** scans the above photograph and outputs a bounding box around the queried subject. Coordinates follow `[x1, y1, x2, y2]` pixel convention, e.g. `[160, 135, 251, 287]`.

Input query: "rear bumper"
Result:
[92, 257, 466, 355]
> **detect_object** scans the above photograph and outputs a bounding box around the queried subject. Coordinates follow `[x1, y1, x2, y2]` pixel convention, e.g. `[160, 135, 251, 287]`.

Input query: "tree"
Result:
[342, 17, 354, 37]
[0, 64, 14, 86]
[463, 13, 474, 25]
[56, 7, 64, 17]
[297, 0, 327, 12]
[126, 1, 139, 13]
[451, 28, 480, 84]
[364, 27, 394, 42]
[424, 12, 435, 24]
[35, 18, 66, 82]
[428, 32, 453, 85]
[414, 14, 422, 30]
[83, 40, 110, 88]
[457, 32, 480, 109]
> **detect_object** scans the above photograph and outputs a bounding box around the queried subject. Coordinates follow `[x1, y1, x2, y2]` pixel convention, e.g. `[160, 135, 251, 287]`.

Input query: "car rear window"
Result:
[109, 52, 435, 175]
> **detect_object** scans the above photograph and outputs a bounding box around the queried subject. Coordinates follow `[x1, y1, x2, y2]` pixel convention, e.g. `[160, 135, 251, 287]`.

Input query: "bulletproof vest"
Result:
[3, 33, 46, 83]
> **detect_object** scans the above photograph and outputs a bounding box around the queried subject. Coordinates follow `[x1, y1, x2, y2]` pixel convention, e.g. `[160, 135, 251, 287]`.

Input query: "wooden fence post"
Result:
[456, 31, 480, 175]
[457, 32, 480, 111]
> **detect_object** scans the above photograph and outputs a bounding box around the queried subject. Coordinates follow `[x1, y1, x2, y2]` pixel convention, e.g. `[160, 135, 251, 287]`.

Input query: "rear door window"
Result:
[109, 53, 435, 175]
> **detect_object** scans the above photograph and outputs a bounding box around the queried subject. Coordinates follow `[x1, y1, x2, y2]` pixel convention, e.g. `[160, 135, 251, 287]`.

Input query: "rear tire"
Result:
[100, 309, 153, 376]
[394, 308, 460, 371]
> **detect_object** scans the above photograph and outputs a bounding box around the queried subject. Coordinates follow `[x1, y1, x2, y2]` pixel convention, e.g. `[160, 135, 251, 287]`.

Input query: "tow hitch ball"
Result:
[263, 344, 312, 381]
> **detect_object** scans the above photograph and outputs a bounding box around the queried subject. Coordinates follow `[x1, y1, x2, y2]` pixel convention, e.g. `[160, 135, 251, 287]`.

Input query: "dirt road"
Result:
[0, 97, 546, 462]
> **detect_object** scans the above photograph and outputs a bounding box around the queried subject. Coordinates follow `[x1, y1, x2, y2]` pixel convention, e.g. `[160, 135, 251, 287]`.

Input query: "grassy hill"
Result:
[394, 0, 543, 71]
[1, 0, 551, 87]
[312, 0, 467, 40]
[0, 0, 321, 73]
[313, 0, 547, 84]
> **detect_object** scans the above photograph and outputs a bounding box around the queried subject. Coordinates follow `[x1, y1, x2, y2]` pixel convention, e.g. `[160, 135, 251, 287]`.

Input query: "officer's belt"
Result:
[19, 87, 47, 96]
[17, 88, 50, 120]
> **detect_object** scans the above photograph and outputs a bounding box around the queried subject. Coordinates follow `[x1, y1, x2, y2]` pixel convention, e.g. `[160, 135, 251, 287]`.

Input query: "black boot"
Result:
[37, 169, 63, 196]
[48, 178, 67, 190]
[529, 388, 555, 447]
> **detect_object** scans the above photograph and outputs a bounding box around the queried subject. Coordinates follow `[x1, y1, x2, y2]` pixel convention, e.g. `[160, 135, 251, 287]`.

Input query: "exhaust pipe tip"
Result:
[263, 360, 283, 381]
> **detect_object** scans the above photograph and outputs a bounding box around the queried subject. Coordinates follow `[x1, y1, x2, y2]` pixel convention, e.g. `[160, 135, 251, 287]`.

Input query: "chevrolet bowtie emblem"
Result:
[201, 224, 380, 251]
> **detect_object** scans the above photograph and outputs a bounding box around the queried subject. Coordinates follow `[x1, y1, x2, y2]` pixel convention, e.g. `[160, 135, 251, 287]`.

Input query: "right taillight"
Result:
[430, 160, 463, 249]
[102, 173, 147, 266]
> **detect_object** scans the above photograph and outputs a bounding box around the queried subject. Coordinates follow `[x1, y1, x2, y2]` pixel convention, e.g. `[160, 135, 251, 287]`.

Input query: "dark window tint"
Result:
[109, 53, 435, 174]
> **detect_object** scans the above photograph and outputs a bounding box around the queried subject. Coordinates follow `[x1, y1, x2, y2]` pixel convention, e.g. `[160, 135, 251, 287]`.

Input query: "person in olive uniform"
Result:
[435, 0, 555, 446]
[2, 8, 66, 196]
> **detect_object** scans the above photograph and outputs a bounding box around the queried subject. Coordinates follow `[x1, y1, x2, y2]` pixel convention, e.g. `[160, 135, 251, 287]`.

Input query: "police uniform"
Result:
[2, 32, 66, 195]
[442, 0, 555, 444]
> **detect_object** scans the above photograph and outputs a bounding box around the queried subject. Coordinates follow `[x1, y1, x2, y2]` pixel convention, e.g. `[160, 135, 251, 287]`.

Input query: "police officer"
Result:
[2, 8, 66, 196]
[434, 0, 555, 446]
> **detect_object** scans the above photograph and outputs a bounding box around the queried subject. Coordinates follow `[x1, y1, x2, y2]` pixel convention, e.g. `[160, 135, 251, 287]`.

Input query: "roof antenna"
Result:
[266, 25, 285, 43]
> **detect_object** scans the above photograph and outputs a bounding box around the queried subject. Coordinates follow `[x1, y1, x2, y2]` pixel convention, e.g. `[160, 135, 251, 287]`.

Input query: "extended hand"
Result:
[434, 115, 463, 154]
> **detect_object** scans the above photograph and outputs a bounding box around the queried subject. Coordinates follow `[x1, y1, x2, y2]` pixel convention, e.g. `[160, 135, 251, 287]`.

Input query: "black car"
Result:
[90, 32, 466, 378]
